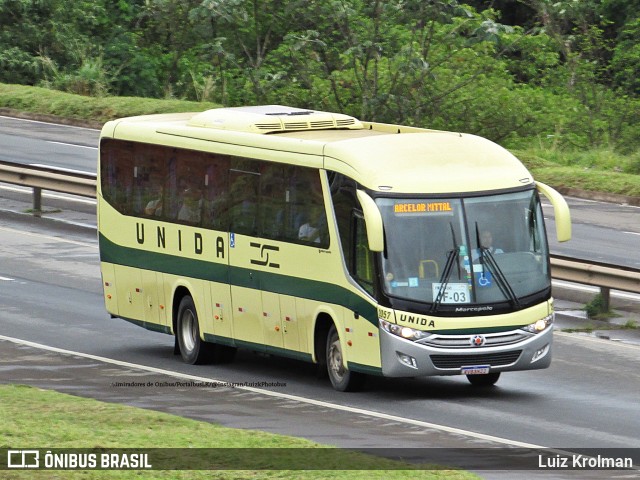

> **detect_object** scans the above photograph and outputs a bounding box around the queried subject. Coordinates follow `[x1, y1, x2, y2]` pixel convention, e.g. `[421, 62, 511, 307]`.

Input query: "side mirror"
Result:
[356, 190, 384, 252]
[536, 182, 572, 242]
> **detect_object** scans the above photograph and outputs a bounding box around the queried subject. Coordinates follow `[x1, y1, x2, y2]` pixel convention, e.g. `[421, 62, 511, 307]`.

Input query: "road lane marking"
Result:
[0, 184, 97, 205]
[0, 226, 97, 248]
[0, 333, 544, 449]
[553, 279, 640, 302]
[44, 141, 97, 150]
[0, 275, 14, 281]
[29, 164, 95, 175]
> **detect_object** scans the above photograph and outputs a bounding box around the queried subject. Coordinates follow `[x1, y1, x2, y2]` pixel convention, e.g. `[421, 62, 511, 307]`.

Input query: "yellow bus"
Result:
[98, 105, 571, 391]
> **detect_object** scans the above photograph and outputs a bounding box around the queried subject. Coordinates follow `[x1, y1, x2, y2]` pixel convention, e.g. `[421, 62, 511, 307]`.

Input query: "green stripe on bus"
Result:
[99, 233, 379, 326]
[348, 362, 383, 376]
[118, 315, 173, 335]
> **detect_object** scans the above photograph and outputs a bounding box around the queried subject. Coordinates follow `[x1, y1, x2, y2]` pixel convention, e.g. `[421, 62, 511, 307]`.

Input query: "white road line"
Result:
[29, 164, 95, 175]
[552, 280, 640, 302]
[0, 333, 544, 450]
[0, 275, 14, 281]
[44, 141, 97, 150]
[0, 184, 96, 205]
[0, 226, 97, 248]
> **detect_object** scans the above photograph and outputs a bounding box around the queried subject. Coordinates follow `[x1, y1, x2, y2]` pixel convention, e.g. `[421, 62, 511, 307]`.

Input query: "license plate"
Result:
[431, 283, 470, 304]
[461, 365, 490, 375]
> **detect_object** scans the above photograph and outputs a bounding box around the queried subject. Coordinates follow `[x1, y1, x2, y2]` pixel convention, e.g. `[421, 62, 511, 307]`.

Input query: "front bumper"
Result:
[380, 326, 553, 377]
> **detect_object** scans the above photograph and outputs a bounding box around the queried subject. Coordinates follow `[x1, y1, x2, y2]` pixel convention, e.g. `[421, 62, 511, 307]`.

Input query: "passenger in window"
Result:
[144, 184, 164, 216]
[178, 187, 203, 224]
[298, 207, 325, 244]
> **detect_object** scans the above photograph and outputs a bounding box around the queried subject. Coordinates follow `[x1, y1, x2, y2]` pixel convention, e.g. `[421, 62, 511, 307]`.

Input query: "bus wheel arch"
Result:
[313, 313, 364, 392]
[313, 313, 333, 377]
[172, 286, 236, 364]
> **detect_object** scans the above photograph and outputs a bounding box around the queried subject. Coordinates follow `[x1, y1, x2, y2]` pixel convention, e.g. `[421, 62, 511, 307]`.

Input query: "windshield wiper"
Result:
[475, 223, 521, 309]
[430, 223, 460, 313]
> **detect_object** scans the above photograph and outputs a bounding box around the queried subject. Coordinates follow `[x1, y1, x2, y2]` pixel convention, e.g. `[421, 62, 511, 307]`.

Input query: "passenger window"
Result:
[229, 160, 260, 235]
[354, 213, 375, 295]
[259, 163, 290, 240]
[202, 154, 230, 231]
[289, 168, 328, 247]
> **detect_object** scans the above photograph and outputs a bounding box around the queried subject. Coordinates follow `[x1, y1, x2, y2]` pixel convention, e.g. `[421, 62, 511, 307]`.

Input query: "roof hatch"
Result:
[187, 105, 363, 134]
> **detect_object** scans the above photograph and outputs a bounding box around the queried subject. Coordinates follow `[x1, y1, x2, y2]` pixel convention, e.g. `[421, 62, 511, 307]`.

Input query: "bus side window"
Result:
[258, 163, 289, 240]
[291, 168, 329, 247]
[202, 154, 230, 231]
[330, 174, 357, 271]
[101, 139, 135, 215]
[353, 213, 375, 295]
[175, 153, 208, 226]
[229, 160, 260, 235]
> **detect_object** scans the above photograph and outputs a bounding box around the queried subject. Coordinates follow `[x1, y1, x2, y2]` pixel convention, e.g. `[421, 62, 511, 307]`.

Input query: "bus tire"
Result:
[176, 295, 211, 365]
[467, 372, 500, 386]
[326, 325, 364, 392]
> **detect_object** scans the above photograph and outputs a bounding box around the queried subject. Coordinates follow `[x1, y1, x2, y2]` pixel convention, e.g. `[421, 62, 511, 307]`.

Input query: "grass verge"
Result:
[0, 83, 220, 127]
[0, 384, 477, 479]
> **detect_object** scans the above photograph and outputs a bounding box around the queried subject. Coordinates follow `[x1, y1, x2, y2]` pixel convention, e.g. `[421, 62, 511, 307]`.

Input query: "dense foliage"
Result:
[1, 0, 639, 156]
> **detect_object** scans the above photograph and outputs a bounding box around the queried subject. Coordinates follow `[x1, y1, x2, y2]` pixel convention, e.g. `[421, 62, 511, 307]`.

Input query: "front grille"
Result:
[336, 119, 356, 126]
[430, 351, 522, 369]
[419, 331, 529, 348]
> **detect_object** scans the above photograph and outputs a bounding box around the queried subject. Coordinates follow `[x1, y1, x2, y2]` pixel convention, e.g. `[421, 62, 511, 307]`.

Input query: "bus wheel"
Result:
[176, 296, 210, 365]
[467, 372, 500, 387]
[326, 325, 363, 392]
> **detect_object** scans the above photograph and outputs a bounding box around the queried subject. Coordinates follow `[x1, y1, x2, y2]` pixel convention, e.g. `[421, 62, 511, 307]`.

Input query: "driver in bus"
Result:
[472, 230, 503, 261]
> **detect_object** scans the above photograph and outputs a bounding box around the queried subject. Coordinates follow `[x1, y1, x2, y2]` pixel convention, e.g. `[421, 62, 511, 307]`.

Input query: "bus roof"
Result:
[101, 106, 533, 195]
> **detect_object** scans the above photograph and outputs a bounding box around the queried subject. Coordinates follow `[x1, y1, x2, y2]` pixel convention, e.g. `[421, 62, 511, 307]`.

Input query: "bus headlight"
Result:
[379, 318, 429, 341]
[522, 313, 554, 334]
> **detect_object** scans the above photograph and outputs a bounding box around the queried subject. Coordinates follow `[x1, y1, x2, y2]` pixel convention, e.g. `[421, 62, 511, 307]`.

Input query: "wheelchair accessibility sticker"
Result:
[476, 271, 492, 287]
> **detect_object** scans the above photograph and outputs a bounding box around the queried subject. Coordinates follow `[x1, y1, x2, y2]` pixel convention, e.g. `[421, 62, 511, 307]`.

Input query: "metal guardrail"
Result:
[0, 160, 96, 211]
[550, 255, 640, 309]
[1, 161, 639, 305]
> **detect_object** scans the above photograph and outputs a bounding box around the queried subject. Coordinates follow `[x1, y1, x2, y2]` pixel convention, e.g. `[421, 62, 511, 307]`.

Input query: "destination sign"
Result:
[394, 202, 453, 214]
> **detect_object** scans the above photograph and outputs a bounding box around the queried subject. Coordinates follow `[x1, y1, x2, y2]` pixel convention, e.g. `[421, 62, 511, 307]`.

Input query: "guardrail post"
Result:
[33, 187, 42, 214]
[600, 287, 611, 312]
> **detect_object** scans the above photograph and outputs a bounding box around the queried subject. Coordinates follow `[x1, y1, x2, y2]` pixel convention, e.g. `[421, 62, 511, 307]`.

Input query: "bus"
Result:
[98, 105, 571, 391]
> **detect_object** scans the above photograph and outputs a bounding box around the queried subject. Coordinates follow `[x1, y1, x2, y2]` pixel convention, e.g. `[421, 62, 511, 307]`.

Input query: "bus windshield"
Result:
[376, 189, 550, 311]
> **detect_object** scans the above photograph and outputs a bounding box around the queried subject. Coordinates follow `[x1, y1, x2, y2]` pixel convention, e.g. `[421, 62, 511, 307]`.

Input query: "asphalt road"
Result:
[1, 115, 640, 478]
[1, 211, 639, 455]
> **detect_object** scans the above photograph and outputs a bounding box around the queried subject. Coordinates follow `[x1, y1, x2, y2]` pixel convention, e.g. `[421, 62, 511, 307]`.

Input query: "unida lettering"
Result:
[399, 314, 435, 328]
[135, 223, 224, 258]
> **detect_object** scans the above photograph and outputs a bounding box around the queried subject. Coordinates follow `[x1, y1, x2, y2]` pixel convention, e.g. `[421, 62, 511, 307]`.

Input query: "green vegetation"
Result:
[0, 84, 220, 128]
[0, 1, 639, 145]
[0, 384, 477, 479]
[0, 0, 639, 198]
[584, 293, 612, 319]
